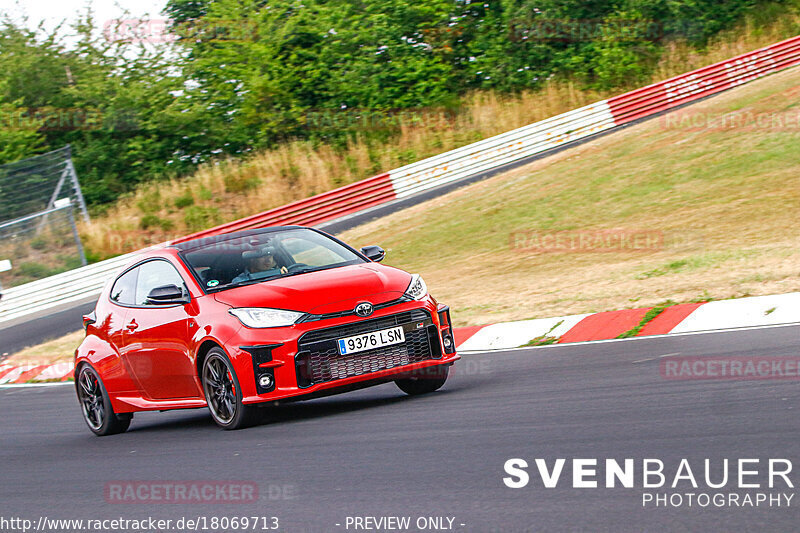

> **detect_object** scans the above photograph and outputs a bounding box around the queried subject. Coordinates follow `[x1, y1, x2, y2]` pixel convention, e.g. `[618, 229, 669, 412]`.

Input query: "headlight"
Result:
[228, 308, 304, 328]
[404, 274, 428, 300]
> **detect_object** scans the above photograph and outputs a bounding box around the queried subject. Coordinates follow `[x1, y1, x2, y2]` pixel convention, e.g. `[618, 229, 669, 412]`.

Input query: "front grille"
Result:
[297, 309, 353, 323]
[295, 309, 440, 387]
[297, 296, 412, 323]
[300, 309, 428, 344]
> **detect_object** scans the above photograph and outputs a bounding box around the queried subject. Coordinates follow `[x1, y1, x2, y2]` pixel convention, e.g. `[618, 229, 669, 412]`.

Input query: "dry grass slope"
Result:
[340, 66, 800, 326]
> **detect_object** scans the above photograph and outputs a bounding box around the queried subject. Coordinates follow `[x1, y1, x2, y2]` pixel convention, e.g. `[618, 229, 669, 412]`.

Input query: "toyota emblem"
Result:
[355, 302, 374, 317]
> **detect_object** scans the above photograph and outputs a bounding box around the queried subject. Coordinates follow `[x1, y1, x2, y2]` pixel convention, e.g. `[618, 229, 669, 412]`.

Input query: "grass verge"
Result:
[339, 66, 800, 327]
[3, 330, 82, 367]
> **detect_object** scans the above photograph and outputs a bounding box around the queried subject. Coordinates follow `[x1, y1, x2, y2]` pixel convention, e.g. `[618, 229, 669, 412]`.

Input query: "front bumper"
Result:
[230, 297, 459, 404]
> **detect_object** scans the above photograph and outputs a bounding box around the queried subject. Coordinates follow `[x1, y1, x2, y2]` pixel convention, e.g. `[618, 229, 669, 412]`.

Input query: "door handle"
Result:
[126, 319, 138, 331]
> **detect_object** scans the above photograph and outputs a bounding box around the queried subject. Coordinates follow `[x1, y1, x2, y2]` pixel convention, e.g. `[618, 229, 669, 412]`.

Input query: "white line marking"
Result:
[0, 382, 72, 389]
[632, 352, 680, 364]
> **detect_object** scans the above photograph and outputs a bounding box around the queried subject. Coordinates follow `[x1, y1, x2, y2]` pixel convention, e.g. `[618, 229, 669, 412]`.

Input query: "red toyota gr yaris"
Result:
[75, 226, 459, 435]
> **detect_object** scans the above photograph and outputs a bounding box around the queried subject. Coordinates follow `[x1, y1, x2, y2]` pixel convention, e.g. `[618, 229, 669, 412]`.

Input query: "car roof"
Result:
[168, 225, 306, 252]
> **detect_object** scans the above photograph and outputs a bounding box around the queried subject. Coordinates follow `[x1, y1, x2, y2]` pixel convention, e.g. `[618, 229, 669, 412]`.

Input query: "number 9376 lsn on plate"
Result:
[338, 326, 405, 355]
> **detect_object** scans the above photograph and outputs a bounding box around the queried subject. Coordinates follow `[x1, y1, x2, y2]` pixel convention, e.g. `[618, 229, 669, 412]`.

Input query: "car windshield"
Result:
[178, 228, 365, 292]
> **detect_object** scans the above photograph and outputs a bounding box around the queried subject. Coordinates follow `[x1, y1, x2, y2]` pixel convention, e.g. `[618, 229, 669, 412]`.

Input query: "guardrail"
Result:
[2, 34, 799, 327]
[0, 251, 142, 324]
[173, 173, 395, 243]
[607, 35, 800, 124]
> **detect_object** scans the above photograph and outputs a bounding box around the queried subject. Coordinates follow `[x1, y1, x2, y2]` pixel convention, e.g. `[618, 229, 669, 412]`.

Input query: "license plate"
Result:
[337, 326, 405, 355]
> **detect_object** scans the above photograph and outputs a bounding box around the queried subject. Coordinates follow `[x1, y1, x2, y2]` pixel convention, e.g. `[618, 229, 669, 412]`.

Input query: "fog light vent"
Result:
[241, 344, 282, 394]
[443, 335, 454, 350]
[259, 374, 274, 389]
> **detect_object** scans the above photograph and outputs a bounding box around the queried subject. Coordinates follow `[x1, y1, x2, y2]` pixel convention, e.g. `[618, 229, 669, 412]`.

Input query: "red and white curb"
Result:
[0, 362, 74, 385]
[454, 292, 800, 352]
[2, 293, 798, 386]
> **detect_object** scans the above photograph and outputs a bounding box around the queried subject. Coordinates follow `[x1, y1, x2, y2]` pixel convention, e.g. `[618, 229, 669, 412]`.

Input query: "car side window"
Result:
[110, 267, 138, 305]
[134, 260, 188, 306]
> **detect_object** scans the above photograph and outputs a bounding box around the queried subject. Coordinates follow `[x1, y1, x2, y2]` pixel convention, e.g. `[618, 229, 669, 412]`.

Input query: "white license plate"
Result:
[337, 326, 405, 355]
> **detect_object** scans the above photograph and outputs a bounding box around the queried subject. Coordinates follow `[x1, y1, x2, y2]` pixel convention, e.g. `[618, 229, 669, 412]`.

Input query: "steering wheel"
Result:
[286, 263, 310, 273]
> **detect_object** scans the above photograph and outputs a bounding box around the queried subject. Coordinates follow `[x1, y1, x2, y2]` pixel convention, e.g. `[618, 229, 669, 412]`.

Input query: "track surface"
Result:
[0, 299, 95, 359]
[1, 326, 799, 532]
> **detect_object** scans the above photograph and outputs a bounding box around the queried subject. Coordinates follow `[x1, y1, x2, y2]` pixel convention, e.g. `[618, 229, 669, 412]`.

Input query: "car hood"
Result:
[212, 263, 412, 314]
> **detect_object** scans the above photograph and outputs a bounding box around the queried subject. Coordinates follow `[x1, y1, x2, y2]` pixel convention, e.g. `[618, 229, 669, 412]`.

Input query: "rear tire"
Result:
[201, 348, 257, 430]
[76, 365, 131, 436]
[395, 365, 449, 396]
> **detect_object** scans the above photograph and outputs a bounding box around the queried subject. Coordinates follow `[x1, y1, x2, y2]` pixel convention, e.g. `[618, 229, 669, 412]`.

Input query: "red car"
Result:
[75, 226, 459, 435]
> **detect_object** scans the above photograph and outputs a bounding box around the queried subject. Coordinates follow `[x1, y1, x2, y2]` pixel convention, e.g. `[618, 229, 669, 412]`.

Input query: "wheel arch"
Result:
[195, 339, 226, 378]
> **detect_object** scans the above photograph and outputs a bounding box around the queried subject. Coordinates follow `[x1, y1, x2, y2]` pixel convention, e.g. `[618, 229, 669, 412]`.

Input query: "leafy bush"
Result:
[174, 191, 195, 208]
[183, 206, 221, 232]
[198, 187, 213, 201]
[223, 173, 261, 193]
[140, 214, 176, 231]
[139, 214, 162, 230]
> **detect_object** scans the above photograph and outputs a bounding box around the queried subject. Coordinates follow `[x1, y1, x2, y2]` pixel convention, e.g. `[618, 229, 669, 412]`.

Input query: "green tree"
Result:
[0, 92, 44, 165]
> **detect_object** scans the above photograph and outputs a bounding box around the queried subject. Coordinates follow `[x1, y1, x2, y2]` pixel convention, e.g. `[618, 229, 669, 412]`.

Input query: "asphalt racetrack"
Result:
[1, 325, 798, 532]
[0, 299, 96, 358]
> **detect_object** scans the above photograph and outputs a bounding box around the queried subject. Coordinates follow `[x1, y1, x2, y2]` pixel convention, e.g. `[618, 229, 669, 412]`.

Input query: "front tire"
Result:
[201, 348, 256, 430]
[76, 365, 131, 436]
[395, 365, 449, 396]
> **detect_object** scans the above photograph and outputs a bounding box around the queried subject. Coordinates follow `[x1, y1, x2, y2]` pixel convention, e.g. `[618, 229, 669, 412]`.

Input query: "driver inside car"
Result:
[231, 247, 287, 284]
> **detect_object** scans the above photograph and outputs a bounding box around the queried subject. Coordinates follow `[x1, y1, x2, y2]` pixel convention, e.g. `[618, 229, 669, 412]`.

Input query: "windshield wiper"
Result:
[208, 275, 282, 292]
[283, 264, 342, 277]
[206, 265, 343, 292]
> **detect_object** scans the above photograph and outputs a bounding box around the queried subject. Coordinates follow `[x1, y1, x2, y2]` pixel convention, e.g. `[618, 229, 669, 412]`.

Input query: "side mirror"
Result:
[146, 284, 189, 305]
[360, 245, 386, 263]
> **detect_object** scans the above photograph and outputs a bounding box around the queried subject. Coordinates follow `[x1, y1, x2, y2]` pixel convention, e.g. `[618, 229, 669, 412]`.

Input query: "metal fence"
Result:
[0, 146, 89, 290]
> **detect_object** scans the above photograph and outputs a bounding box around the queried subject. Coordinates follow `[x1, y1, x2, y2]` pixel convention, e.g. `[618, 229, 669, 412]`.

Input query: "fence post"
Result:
[0, 260, 10, 301]
[65, 145, 90, 223]
[65, 203, 88, 267]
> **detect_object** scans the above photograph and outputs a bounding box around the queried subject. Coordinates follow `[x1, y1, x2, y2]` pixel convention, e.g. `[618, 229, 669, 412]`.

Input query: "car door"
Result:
[120, 259, 199, 400]
[105, 266, 136, 371]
